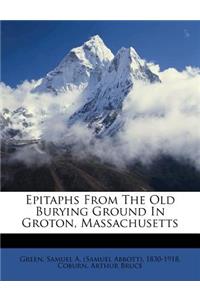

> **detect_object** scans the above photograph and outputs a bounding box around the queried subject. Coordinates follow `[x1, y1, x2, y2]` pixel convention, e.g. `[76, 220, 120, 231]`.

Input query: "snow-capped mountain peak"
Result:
[82, 35, 114, 65]
[33, 35, 114, 94]
[111, 46, 143, 69]
[108, 46, 159, 82]
[70, 45, 160, 135]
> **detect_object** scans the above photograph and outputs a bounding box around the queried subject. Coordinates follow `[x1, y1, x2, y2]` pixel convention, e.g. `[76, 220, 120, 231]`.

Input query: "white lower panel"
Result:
[0, 192, 199, 233]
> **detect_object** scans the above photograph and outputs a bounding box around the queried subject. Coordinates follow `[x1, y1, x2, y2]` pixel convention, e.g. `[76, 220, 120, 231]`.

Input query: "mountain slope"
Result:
[0, 107, 37, 140]
[2, 144, 200, 191]
[70, 46, 160, 135]
[1, 147, 153, 191]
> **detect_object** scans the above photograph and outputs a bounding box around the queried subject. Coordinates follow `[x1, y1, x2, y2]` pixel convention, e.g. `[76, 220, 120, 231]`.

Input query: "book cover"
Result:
[1, 20, 200, 281]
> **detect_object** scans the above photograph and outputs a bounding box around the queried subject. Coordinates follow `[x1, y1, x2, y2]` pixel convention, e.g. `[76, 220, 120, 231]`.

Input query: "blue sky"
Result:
[1, 21, 200, 87]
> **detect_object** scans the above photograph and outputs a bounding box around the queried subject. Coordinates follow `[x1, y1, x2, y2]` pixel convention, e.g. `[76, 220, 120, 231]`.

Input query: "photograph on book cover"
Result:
[0, 20, 200, 281]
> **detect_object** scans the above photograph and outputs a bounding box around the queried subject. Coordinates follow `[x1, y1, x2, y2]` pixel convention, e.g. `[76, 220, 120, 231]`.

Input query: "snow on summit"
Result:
[69, 42, 160, 135]
[34, 35, 114, 94]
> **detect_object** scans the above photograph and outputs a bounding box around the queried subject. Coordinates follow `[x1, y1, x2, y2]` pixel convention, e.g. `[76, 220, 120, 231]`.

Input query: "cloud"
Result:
[1, 65, 200, 170]
[111, 67, 200, 167]
[10, 144, 51, 167]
